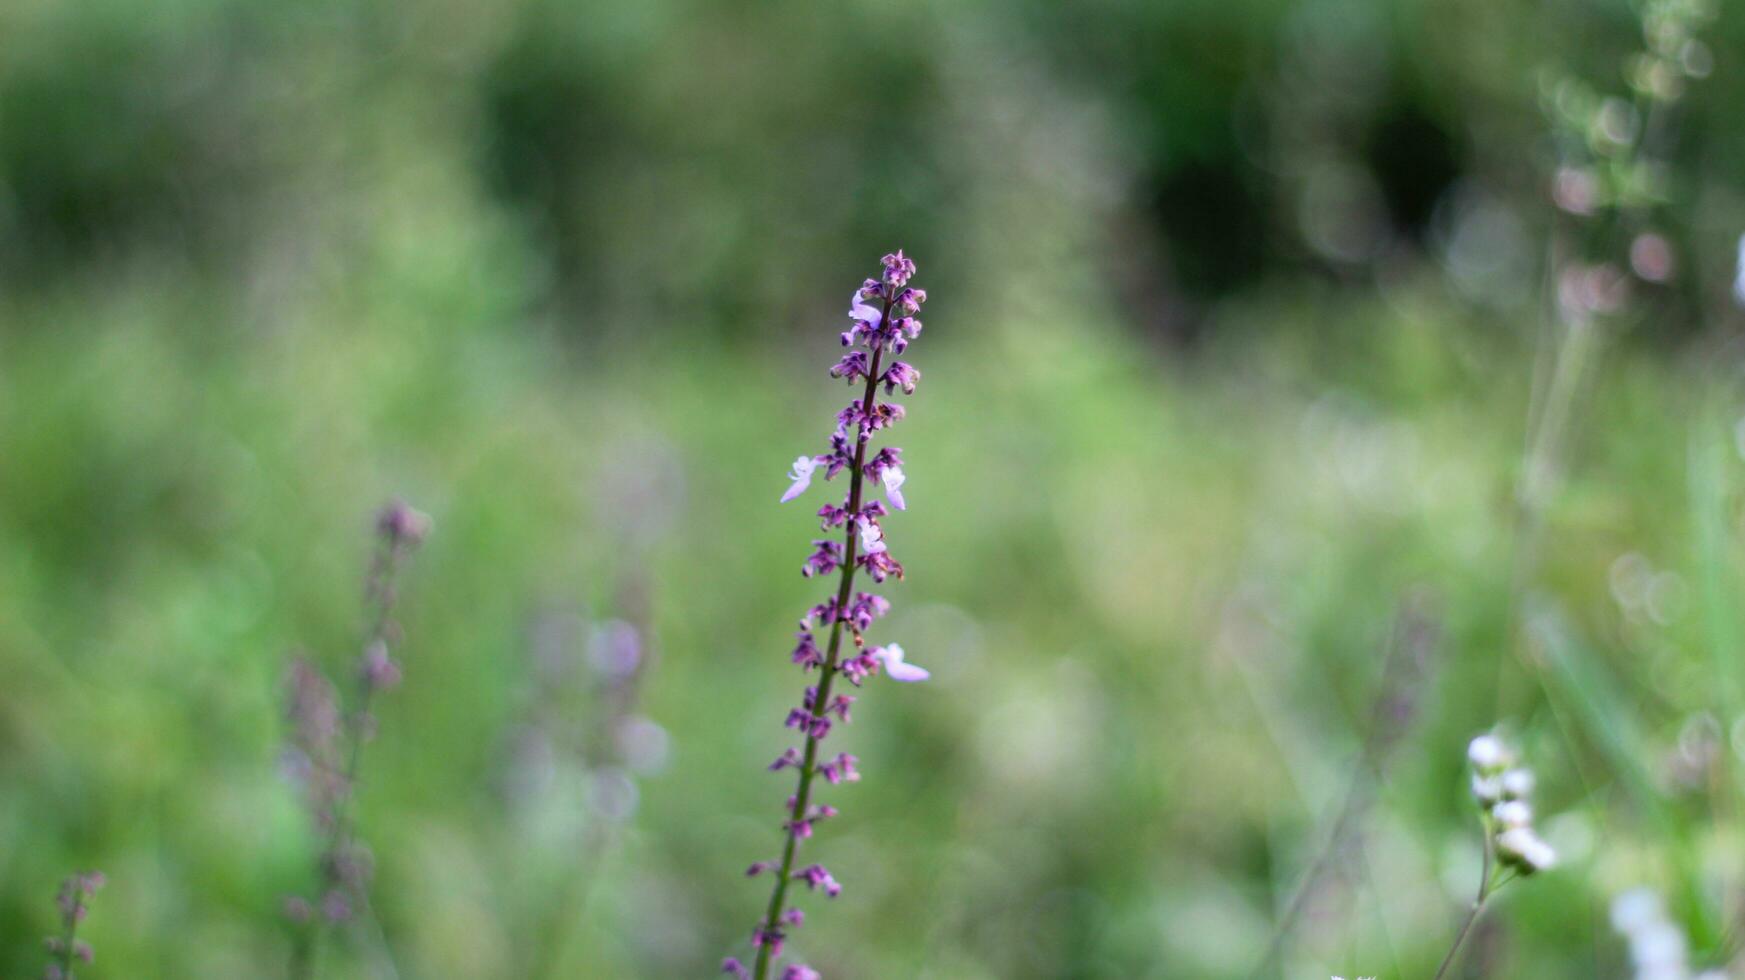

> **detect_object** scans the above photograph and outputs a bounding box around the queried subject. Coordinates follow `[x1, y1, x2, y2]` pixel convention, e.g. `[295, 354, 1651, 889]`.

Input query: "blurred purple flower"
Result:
[45, 873, 103, 980]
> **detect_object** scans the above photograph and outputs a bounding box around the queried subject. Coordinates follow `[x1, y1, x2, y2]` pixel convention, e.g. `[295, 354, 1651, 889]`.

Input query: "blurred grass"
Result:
[5, 250, 1743, 975]
[5, 0, 1745, 977]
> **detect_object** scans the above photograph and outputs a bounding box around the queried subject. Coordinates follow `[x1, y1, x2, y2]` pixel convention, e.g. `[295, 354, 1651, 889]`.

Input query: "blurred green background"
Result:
[6, 0, 1745, 976]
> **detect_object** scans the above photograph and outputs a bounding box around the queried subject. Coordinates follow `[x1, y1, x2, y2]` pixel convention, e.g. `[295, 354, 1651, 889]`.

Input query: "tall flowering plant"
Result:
[1433, 732, 1555, 980]
[43, 871, 104, 980]
[284, 501, 431, 978]
[726, 251, 931, 980]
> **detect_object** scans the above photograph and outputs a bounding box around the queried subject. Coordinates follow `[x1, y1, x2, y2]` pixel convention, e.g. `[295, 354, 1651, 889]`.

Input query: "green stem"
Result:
[751, 291, 893, 980]
[1433, 821, 1494, 980]
[291, 533, 410, 980]
[55, 888, 85, 978]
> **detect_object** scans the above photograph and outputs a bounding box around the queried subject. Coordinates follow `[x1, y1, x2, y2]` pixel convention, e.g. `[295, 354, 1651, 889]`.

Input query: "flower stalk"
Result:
[728, 252, 930, 980]
[43, 872, 104, 980]
[285, 500, 431, 979]
[1434, 732, 1554, 979]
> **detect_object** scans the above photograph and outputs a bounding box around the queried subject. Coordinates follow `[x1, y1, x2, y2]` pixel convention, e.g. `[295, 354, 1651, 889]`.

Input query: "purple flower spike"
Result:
[724, 958, 752, 979]
[738, 253, 933, 978]
[45, 871, 104, 979]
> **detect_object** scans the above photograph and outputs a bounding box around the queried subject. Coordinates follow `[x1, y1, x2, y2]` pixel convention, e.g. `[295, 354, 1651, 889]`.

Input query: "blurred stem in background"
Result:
[502, 436, 678, 978]
[522, 572, 660, 979]
[1248, 594, 1442, 979]
[1487, 1, 1727, 958]
[43, 872, 104, 980]
[1432, 821, 1494, 980]
[287, 503, 429, 980]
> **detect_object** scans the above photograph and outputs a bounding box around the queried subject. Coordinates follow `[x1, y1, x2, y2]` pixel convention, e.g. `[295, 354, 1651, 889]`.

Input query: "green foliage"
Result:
[4, 0, 1745, 976]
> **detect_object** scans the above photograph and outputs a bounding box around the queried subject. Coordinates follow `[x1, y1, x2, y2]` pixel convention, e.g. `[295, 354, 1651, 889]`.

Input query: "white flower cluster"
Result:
[1609, 887, 1727, 980]
[1468, 734, 1555, 874]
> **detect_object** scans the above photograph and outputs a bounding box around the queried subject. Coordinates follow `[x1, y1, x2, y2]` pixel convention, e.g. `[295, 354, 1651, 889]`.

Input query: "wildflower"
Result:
[1630, 232, 1674, 283]
[823, 695, 854, 721]
[838, 651, 880, 686]
[1466, 731, 1554, 873]
[752, 926, 785, 960]
[739, 251, 933, 978]
[1467, 734, 1512, 770]
[801, 540, 844, 579]
[1468, 732, 1536, 815]
[880, 465, 907, 510]
[44, 872, 103, 980]
[875, 643, 930, 682]
[1439, 730, 1555, 976]
[1500, 767, 1534, 799]
[1492, 799, 1533, 828]
[857, 548, 903, 583]
[882, 362, 920, 396]
[794, 864, 842, 897]
[1496, 827, 1556, 872]
[817, 753, 860, 784]
[1470, 772, 1504, 806]
[845, 592, 889, 632]
[283, 502, 429, 966]
[790, 632, 823, 670]
[856, 521, 886, 557]
[360, 639, 401, 691]
[882, 250, 916, 286]
[1610, 886, 1724, 979]
[830, 351, 870, 383]
[376, 499, 432, 545]
[849, 287, 883, 327]
[781, 456, 822, 503]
